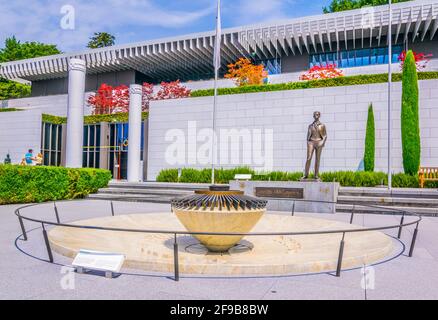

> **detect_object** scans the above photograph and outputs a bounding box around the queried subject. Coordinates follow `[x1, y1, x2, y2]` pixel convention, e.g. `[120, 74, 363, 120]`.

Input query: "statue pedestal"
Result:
[229, 180, 340, 214]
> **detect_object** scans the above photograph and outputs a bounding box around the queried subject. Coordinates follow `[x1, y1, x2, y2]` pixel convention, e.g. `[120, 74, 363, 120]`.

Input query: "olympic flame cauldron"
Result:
[171, 185, 267, 252]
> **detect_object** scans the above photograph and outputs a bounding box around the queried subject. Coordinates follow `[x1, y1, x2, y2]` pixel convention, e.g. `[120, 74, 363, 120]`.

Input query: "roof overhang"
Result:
[1, 0, 437, 82]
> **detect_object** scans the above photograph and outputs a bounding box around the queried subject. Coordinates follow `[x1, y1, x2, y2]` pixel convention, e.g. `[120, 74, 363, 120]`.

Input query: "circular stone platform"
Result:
[48, 213, 394, 276]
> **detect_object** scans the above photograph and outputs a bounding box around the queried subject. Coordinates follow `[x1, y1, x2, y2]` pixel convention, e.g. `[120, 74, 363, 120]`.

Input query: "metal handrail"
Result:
[14, 198, 422, 281]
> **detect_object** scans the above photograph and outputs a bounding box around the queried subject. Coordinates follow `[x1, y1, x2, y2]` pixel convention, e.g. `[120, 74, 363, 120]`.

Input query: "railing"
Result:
[419, 167, 438, 188]
[15, 199, 422, 281]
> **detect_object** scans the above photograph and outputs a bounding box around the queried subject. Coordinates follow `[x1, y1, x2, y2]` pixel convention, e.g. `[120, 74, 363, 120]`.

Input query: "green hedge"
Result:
[0, 165, 112, 204]
[156, 168, 437, 188]
[0, 108, 22, 112]
[191, 72, 438, 97]
[42, 112, 149, 125]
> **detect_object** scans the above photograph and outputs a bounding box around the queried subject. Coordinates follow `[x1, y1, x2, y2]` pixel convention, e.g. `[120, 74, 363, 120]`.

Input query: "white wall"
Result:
[147, 80, 438, 180]
[3, 93, 94, 116]
[0, 110, 42, 164]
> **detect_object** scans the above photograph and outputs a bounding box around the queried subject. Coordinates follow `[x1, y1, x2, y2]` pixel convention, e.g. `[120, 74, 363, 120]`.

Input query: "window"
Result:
[83, 124, 101, 168]
[256, 58, 281, 75]
[108, 122, 145, 180]
[41, 122, 62, 166]
[309, 45, 403, 69]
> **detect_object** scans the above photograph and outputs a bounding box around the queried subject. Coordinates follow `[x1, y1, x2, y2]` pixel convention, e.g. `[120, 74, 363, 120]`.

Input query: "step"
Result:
[339, 187, 438, 199]
[108, 181, 217, 191]
[97, 187, 193, 196]
[337, 195, 438, 207]
[88, 193, 175, 203]
[336, 203, 438, 217]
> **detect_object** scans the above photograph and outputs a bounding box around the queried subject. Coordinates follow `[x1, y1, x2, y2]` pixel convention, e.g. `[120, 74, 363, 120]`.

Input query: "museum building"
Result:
[1, 0, 438, 179]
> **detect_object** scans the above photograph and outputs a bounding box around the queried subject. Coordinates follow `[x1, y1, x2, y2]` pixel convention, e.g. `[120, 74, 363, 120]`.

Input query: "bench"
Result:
[419, 167, 438, 188]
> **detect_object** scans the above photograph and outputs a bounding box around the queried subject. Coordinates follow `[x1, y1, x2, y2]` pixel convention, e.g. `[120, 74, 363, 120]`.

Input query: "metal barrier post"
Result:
[110, 201, 115, 216]
[42, 223, 54, 263]
[173, 234, 179, 281]
[409, 223, 419, 258]
[397, 212, 405, 239]
[54, 202, 60, 224]
[336, 233, 346, 277]
[291, 201, 295, 216]
[18, 212, 27, 241]
[350, 205, 355, 224]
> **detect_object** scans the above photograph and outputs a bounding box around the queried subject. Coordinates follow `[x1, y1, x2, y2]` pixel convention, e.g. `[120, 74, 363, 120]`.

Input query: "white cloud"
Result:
[0, 0, 214, 52]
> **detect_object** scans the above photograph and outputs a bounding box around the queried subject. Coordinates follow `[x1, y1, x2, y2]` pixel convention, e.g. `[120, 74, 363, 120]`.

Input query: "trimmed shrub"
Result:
[364, 104, 375, 172]
[0, 108, 23, 112]
[401, 50, 421, 175]
[155, 167, 430, 188]
[0, 165, 112, 205]
[156, 169, 179, 183]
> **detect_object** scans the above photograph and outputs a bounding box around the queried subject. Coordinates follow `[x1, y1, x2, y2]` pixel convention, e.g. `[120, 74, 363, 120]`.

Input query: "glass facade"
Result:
[256, 58, 281, 75]
[83, 124, 101, 168]
[309, 45, 403, 68]
[108, 122, 145, 180]
[41, 122, 62, 166]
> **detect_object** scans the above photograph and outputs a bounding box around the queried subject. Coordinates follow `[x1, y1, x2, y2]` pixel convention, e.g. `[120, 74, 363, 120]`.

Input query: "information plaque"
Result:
[255, 187, 304, 199]
[72, 249, 125, 277]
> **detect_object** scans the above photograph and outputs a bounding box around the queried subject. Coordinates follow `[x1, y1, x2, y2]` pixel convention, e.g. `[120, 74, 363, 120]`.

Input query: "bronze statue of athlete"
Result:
[303, 111, 327, 180]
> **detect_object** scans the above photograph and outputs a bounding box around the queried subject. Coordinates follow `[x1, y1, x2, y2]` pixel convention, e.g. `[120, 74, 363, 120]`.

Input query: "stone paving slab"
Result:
[0, 200, 436, 300]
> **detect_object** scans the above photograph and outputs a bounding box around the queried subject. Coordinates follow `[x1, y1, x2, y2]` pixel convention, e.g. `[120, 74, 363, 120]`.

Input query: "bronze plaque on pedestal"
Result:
[255, 187, 304, 199]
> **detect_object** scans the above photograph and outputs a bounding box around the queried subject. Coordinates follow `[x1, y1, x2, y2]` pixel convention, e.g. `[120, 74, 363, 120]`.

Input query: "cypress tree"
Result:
[401, 50, 421, 175]
[364, 103, 375, 172]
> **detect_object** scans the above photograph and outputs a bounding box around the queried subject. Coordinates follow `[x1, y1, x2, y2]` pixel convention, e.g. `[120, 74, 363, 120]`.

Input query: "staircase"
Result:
[88, 181, 211, 203]
[89, 182, 438, 216]
[336, 187, 438, 216]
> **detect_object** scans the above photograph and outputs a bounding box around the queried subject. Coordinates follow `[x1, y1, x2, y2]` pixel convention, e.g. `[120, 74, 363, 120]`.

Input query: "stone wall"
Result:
[147, 79, 438, 180]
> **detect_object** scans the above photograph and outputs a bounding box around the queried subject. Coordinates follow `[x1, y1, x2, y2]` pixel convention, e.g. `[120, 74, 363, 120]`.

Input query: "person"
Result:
[35, 153, 43, 166]
[24, 149, 36, 166]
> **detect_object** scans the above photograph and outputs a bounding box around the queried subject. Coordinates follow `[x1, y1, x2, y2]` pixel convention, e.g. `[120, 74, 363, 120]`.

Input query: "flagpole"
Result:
[387, 0, 392, 190]
[211, 0, 221, 185]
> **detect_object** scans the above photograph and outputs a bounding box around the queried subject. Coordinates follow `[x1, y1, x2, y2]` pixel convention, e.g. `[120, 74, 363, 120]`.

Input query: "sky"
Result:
[0, 0, 330, 53]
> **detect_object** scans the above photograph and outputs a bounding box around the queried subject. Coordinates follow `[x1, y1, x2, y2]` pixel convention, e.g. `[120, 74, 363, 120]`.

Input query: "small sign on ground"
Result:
[72, 249, 125, 278]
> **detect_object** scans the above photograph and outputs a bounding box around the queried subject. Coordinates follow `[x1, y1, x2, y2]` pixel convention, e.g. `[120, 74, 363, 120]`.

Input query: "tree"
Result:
[364, 103, 375, 172]
[0, 36, 60, 100]
[87, 84, 129, 115]
[299, 64, 344, 81]
[401, 50, 421, 175]
[155, 81, 192, 100]
[323, 0, 411, 14]
[224, 58, 268, 86]
[87, 32, 116, 49]
[87, 81, 191, 114]
[0, 36, 61, 63]
[0, 78, 31, 100]
[398, 50, 432, 71]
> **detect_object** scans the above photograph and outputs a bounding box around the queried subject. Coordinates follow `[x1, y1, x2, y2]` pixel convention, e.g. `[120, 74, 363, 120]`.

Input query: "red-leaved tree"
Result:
[299, 64, 344, 81]
[141, 82, 155, 111]
[88, 81, 191, 114]
[398, 50, 432, 71]
[155, 80, 192, 100]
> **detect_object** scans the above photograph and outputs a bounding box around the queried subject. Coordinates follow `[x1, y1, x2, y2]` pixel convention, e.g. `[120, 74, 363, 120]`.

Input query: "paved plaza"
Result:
[1, 199, 438, 300]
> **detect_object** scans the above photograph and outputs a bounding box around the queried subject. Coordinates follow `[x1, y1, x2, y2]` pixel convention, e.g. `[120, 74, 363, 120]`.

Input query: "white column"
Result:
[127, 84, 143, 182]
[65, 58, 86, 168]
